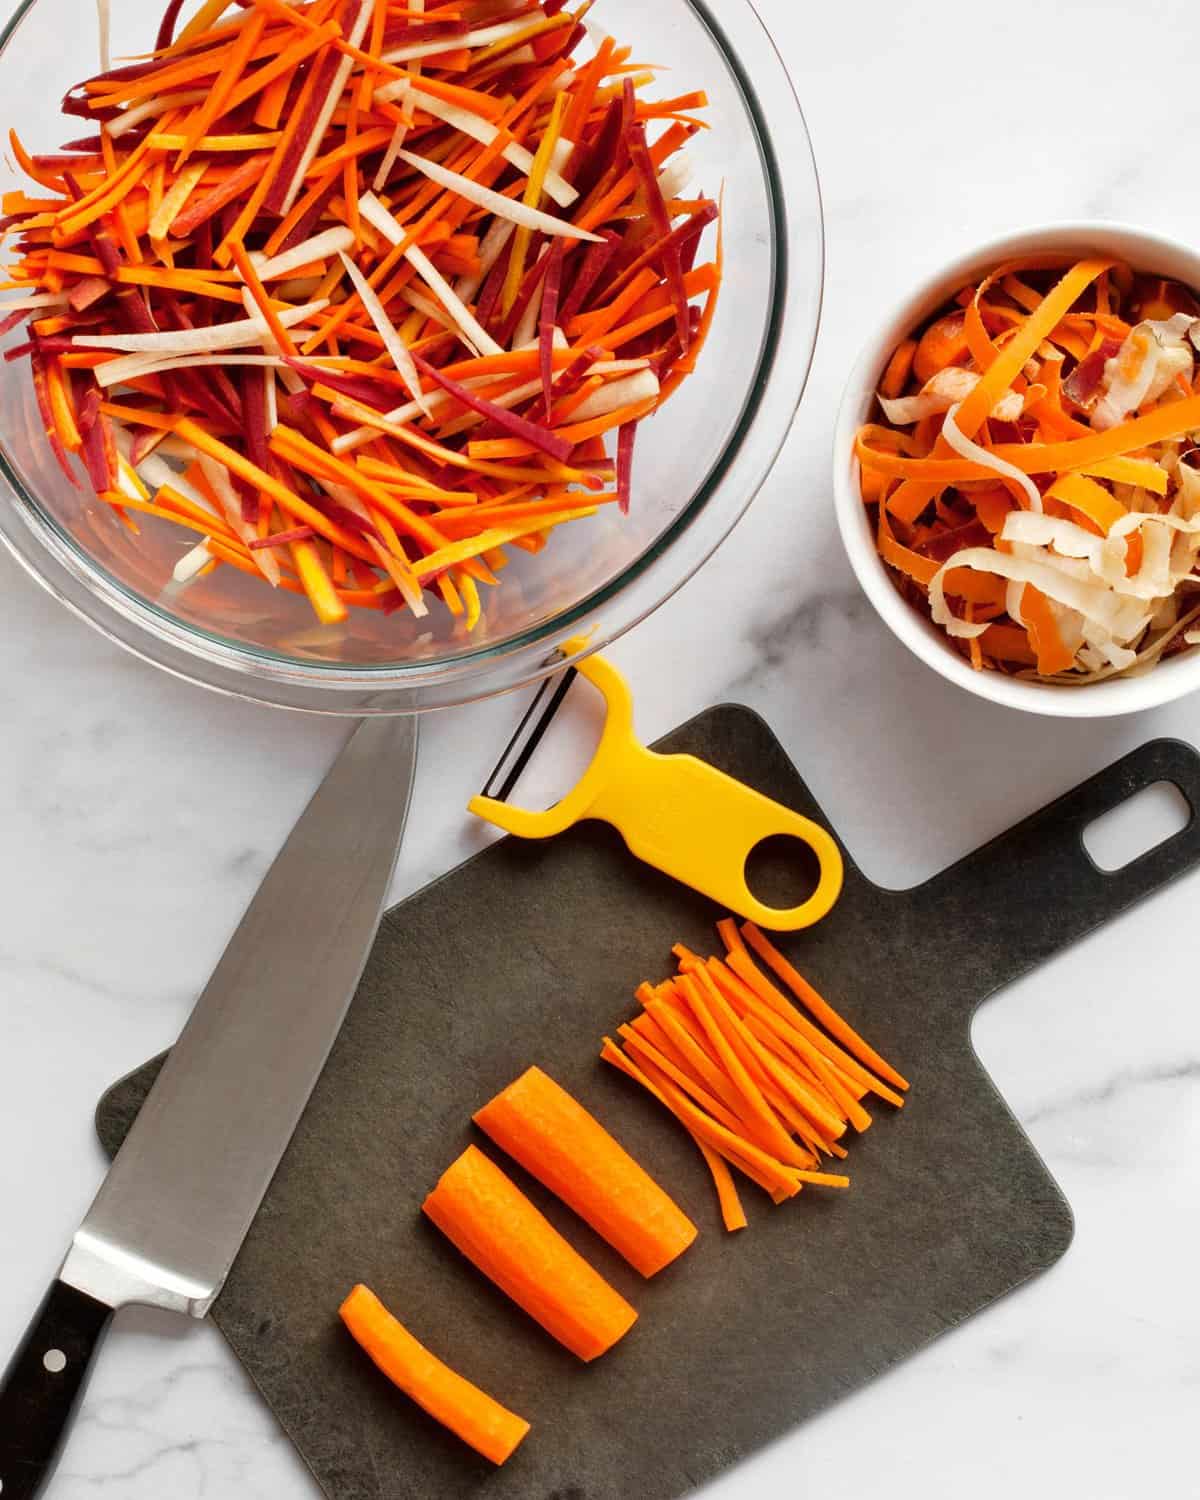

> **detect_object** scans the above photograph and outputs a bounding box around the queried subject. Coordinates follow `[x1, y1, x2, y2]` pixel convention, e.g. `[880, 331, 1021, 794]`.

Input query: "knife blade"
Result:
[0, 712, 419, 1500]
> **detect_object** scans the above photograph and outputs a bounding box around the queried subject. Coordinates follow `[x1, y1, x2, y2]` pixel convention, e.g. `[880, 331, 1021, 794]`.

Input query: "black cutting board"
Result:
[96, 710, 1200, 1500]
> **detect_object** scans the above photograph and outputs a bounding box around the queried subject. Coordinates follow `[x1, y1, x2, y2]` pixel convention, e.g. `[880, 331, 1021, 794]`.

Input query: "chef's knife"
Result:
[0, 712, 419, 1500]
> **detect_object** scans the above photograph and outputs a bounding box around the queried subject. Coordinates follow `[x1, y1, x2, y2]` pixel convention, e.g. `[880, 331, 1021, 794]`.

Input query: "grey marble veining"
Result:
[3, 0, 1200, 1494]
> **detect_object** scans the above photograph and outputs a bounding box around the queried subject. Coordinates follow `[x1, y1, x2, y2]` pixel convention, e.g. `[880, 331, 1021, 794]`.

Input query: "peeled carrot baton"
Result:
[423, 1145, 637, 1362]
[339, 1285, 530, 1466]
[473, 1066, 697, 1278]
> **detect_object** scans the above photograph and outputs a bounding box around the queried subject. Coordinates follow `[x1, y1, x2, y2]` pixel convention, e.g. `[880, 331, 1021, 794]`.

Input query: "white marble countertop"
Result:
[3, 0, 1200, 1493]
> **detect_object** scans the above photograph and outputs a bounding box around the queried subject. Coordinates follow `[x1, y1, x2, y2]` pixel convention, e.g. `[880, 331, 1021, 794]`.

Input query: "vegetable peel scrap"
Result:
[857, 260, 1200, 679]
[1, 0, 720, 629]
[603, 920, 908, 1232]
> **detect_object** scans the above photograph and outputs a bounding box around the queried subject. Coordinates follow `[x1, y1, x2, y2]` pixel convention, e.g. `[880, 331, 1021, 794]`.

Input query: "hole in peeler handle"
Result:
[744, 834, 822, 911]
[1082, 780, 1192, 873]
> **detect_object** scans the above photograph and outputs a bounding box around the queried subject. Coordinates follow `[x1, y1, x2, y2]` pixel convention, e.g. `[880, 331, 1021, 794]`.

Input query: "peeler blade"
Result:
[481, 665, 579, 804]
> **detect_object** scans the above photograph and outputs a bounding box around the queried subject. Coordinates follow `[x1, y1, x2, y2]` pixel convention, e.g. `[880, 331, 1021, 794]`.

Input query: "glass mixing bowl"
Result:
[0, 0, 822, 712]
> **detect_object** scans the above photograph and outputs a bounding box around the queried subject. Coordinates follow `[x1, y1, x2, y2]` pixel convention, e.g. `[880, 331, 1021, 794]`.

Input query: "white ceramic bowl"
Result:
[833, 222, 1200, 718]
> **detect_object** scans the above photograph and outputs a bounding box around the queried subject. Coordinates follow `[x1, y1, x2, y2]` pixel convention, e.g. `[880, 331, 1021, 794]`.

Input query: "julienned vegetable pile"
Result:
[603, 919, 908, 1230]
[0, 0, 720, 629]
[856, 258, 1200, 681]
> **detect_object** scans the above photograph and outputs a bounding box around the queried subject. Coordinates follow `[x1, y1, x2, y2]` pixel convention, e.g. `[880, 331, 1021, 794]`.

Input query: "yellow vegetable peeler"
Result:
[468, 648, 844, 931]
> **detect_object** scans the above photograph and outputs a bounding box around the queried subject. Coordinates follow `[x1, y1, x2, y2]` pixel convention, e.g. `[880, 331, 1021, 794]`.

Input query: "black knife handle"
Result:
[0, 1279, 113, 1500]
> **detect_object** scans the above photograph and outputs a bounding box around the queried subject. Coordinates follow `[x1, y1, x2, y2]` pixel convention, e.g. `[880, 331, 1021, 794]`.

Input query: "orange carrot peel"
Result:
[856, 257, 1200, 681]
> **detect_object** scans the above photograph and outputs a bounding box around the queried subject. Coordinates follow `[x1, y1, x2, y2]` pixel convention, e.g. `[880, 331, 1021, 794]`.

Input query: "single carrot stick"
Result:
[715, 917, 746, 956]
[45, 361, 81, 451]
[794, 1169, 851, 1188]
[339, 1285, 530, 1465]
[473, 1065, 696, 1278]
[155, 482, 240, 539]
[739, 923, 910, 1092]
[175, 0, 236, 45]
[261, 164, 341, 258]
[98, 401, 179, 431]
[676, 974, 807, 1167]
[705, 1135, 785, 1198]
[422, 1145, 637, 1362]
[695, 1138, 746, 1232]
[291, 537, 347, 624]
[99, 493, 240, 546]
[230, 241, 297, 356]
[563, 35, 614, 143]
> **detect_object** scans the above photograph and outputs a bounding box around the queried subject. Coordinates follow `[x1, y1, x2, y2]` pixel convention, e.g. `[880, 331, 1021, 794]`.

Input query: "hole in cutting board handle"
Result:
[744, 833, 821, 910]
[1082, 780, 1192, 872]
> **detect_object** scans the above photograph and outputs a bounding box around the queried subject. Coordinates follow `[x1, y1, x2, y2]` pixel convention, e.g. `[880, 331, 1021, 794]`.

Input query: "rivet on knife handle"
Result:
[469, 649, 844, 931]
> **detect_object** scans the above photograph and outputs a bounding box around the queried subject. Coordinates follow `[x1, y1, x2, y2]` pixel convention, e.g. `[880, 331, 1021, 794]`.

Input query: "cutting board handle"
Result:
[917, 738, 1200, 1002]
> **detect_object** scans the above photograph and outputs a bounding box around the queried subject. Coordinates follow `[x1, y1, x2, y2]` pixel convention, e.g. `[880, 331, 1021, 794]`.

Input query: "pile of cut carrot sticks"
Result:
[604, 920, 909, 1230]
[0, 0, 720, 628]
